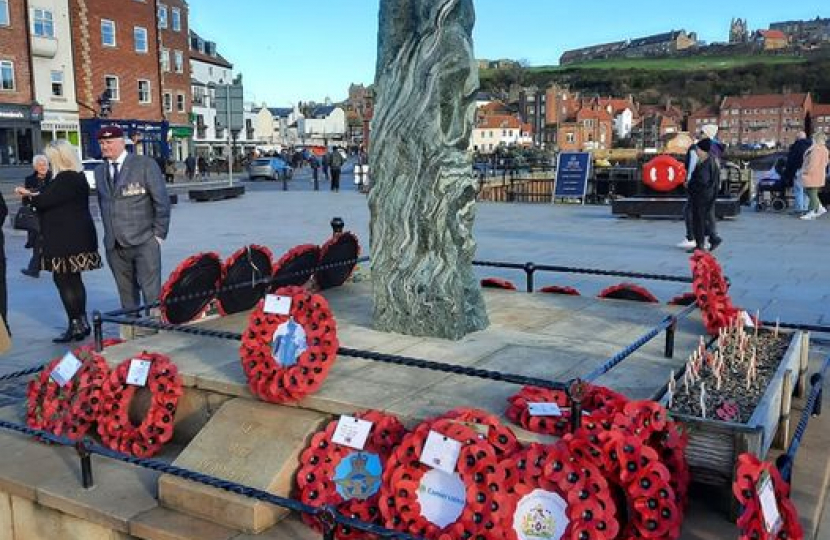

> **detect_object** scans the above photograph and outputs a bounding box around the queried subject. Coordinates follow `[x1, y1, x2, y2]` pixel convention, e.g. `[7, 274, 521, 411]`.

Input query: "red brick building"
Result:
[812, 103, 830, 137]
[0, 0, 40, 175]
[157, 0, 192, 160]
[69, 0, 165, 158]
[718, 93, 812, 148]
[687, 106, 719, 138]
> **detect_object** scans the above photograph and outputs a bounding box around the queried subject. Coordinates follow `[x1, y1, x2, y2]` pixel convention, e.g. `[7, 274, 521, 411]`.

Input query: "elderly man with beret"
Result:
[94, 126, 171, 319]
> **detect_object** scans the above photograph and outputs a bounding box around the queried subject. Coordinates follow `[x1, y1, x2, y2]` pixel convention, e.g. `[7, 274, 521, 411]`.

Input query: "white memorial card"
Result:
[757, 472, 783, 534]
[264, 294, 292, 315]
[50, 351, 83, 387]
[126, 359, 152, 387]
[420, 430, 462, 474]
[527, 402, 563, 417]
[331, 415, 373, 450]
[741, 310, 755, 328]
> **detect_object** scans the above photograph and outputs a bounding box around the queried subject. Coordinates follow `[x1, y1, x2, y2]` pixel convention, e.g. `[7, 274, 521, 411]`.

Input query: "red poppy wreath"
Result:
[97, 352, 183, 458]
[690, 251, 740, 336]
[239, 286, 338, 403]
[733, 453, 803, 540]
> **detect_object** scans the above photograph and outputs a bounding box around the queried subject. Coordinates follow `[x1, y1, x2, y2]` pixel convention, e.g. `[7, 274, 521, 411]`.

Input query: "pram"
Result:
[754, 156, 789, 212]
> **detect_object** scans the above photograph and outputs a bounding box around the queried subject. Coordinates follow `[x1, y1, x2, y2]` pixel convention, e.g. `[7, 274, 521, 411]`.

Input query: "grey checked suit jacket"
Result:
[95, 154, 171, 251]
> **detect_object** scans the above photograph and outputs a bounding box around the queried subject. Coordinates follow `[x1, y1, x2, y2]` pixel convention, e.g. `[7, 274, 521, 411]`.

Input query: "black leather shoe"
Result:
[79, 315, 91, 337]
[20, 268, 39, 278]
[708, 237, 722, 252]
[52, 320, 87, 343]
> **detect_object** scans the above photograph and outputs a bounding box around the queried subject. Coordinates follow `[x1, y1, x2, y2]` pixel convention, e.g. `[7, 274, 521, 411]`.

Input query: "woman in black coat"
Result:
[15, 140, 102, 342]
[21, 155, 52, 278]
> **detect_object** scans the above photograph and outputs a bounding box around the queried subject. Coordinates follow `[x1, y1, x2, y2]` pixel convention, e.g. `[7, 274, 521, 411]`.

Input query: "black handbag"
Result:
[13, 205, 39, 232]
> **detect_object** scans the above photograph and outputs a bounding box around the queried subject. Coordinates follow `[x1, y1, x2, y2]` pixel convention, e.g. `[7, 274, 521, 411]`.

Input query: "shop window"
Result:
[51, 70, 63, 97]
[0, 127, 34, 165]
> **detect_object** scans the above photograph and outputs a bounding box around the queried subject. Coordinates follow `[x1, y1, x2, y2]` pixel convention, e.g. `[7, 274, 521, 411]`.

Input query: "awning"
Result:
[170, 125, 194, 138]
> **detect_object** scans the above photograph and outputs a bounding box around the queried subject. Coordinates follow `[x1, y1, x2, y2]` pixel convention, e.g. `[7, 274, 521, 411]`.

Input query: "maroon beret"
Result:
[96, 126, 124, 140]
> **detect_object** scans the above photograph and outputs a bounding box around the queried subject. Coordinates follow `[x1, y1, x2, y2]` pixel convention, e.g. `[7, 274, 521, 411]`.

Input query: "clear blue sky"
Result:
[187, 1, 827, 107]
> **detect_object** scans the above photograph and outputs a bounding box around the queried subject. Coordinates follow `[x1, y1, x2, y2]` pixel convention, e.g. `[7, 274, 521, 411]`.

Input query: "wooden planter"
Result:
[656, 331, 809, 498]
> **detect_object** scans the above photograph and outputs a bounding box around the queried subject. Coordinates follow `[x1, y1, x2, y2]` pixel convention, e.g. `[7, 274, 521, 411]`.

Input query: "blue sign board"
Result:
[554, 152, 592, 202]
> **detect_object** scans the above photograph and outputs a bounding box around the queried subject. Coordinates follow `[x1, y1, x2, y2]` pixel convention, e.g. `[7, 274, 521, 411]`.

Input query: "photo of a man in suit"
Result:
[94, 126, 171, 315]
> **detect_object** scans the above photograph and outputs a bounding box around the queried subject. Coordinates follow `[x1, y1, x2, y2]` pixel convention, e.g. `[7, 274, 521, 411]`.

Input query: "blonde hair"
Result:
[814, 131, 827, 145]
[44, 140, 82, 174]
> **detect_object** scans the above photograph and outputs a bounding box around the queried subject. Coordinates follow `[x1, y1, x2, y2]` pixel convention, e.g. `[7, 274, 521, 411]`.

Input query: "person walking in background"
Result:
[799, 131, 829, 221]
[678, 124, 722, 250]
[686, 138, 722, 252]
[329, 146, 344, 192]
[197, 155, 208, 180]
[321, 151, 330, 182]
[14, 141, 102, 343]
[185, 154, 196, 181]
[0, 191, 7, 336]
[310, 153, 320, 191]
[783, 131, 811, 215]
[21, 155, 52, 278]
[94, 126, 171, 316]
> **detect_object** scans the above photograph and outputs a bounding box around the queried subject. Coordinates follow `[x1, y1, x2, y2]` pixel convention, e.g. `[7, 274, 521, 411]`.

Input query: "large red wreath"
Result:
[26, 347, 109, 440]
[438, 407, 522, 458]
[160, 252, 224, 324]
[315, 232, 361, 290]
[270, 244, 321, 291]
[597, 283, 659, 303]
[97, 352, 183, 458]
[733, 453, 803, 540]
[506, 384, 628, 437]
[216, 244, 274, 316]
[239, 286, 338, 403]
[690, 251, 741, 335]
[296, 410, 408, 539]
[492, 442, 620, 540]
[378, 418, 502, 540]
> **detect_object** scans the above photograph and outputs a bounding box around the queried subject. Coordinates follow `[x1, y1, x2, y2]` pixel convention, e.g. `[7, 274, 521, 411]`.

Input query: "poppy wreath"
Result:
[26, 347, 109, 441]
[733, 453, 803, 540]
[97, 352, 183, 458]
[480, 278, 517, 290]
[538, 285, 581, 296]
[296, 410, 408, 540]
[270, 244, 322, 291]
[315, 232, 361, 290]
[437, 407, 522, 458]
[506, 384, 628, 437]
[160, 252, 224, 324]
[690, 251, 741, 336]
[597, 283, 659, 303]
[216, 244, 274, 316]
[562, 431, 682, 540]
[378, 418, 502, 540]
[239, 286, 338, 403]
[666, 292, 697, 306]
[492, 442, 620, 540]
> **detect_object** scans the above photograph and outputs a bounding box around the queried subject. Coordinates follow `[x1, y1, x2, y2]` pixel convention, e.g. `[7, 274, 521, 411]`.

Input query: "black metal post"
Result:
[330, 217, 344, 236]
[93, 310, 104, 352]
[811, 373, 823, 416]
[568, 379, 585, 433]
[75, 440, 94, 489]
[664, 318, 676, 359]
[524, 262, 536, 293]
[319, 506, 336, 540]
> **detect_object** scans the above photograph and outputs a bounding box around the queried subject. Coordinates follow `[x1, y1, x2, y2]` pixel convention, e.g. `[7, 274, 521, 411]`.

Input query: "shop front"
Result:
[40, 111, 81, 148]
[0, 103, 41, 180]
[80, 118, 169, 160]
[168, 124, 193, 161]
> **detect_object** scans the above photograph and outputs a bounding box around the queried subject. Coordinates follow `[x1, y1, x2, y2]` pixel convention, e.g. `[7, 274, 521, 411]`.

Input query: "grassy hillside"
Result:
[529, 55, 807, 72]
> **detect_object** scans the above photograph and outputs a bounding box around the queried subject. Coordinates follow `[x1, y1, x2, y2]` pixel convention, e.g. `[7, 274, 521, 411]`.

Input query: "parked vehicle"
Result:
[82, 159, 104, 190]
[247, 157, 293, 181]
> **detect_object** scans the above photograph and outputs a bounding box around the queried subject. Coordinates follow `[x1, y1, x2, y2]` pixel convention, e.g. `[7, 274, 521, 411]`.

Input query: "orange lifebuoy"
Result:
[643, 155, 686, 192]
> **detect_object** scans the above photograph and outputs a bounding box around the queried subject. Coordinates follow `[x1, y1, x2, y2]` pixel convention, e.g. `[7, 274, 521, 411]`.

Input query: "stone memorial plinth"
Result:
[158, 398, 328, 533]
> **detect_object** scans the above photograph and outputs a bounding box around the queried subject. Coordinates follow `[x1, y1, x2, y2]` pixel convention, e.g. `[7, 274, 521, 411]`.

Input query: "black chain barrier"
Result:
[0, 419, 424, 540]
[776, 353, 830, 483]
[104, 255, 370, 318]
[0, 364, 47, 382]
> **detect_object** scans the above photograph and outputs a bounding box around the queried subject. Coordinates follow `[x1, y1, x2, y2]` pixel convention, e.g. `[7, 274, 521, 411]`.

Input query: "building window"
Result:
[157, 4, 167, 28]
[32, 8, 54, 37]
[138, 79, 151, 103]
[50, 70, 63, 97]
[0, 0, 8, 26]
[566, 132, 575, 143]
[104, 75, 119, 101]
[192, 85, 204, 105]
[163, 92, 172, 112]
[174, 50, 183, 73]
[171, 7, 181, 31]
[0, 60, 14, 90]
[134, 26, 148, 53]
[176, 93, 185, 112]
[160, 48, 170, 71]
[101, 19, 116, 47]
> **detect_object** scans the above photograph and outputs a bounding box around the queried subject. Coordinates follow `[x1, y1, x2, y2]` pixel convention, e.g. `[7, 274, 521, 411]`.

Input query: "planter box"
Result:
[656, 331, 809, 493]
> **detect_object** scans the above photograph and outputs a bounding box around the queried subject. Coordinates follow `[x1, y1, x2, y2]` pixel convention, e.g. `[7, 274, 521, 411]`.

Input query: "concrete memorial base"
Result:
[158, 399, 328, 533]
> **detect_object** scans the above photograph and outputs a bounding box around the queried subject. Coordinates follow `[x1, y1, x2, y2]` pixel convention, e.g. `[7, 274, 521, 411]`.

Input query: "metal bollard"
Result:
[524, 262, 536, 293]
[75, 439, 94, 489]
[568, 379, 586, 433]
[664, 318, 677, 359]
[810, 373, 824, 417]
[330, 217, 345, 236]
[93, 311, 104, 352]
[318, 505, 337, 540]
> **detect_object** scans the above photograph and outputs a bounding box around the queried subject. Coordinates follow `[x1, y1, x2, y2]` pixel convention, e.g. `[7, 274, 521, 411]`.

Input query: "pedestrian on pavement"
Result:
[93, 126, 171, 316]
[310, 154, 320, 191]
[14, 140, 102, 343]
[20, 154, 52, 278]
[678, 124, 722, 250]
[783, 131, 811, 215]
[197, 156, 208, 180]
[164, 157, 176, 184]
[686, 138, 722, 252]
[185, 155, 196, 181]
[799, 131, 829, 221]
[329, 147, 344, 192]
[322, 151, 330, 182]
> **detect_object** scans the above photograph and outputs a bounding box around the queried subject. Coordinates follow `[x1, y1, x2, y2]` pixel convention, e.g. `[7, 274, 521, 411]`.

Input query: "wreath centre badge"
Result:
[333, 451, 382, 501]
[271, 317, 308, 367]
[513, 489, 569, 540]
